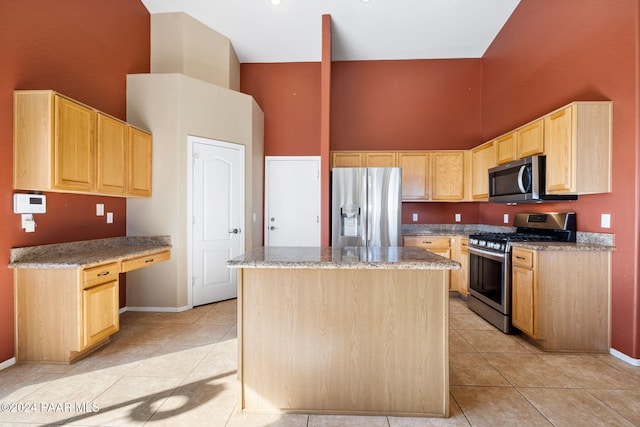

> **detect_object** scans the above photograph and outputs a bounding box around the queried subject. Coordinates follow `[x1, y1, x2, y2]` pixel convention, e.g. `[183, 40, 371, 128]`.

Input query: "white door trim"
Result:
[187, 135, 245, 308]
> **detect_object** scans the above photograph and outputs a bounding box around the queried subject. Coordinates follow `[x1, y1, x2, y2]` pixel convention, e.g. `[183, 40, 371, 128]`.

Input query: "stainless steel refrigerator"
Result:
[331, 167, 402, 248]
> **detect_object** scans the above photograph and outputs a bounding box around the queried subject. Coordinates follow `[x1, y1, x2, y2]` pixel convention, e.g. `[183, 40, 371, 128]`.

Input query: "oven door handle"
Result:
[468, 246, 507, 262]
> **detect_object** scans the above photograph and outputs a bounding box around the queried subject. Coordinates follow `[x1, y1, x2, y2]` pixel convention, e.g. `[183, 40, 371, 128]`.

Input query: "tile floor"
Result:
[1, 296, 639, 426]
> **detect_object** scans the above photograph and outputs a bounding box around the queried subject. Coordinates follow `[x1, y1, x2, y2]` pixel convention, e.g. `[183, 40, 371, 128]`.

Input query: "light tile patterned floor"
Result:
[1, 296, 639, 426]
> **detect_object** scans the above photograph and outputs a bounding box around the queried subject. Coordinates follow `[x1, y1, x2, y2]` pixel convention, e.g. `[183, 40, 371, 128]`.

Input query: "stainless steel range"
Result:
[467, 212, 577, 333]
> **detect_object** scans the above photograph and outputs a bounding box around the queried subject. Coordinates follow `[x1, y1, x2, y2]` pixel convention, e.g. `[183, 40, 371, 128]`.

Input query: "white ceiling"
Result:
[140, 0, 521, 63]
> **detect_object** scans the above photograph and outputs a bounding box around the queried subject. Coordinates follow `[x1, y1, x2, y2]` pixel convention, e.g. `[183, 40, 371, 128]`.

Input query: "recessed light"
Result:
[269, 0, 284, 5]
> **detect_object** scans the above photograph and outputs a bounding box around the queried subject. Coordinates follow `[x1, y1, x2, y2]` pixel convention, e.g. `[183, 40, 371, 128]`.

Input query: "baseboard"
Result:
[121, 305, 191, 313]
[0, 357, 16, 371]
[610, 348, 640, 366]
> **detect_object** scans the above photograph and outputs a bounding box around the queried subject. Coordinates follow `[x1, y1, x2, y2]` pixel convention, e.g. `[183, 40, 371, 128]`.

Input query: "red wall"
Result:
[480, 0, 639, 358]
[0, 1, 150, 362]
[240, 63, 321, 156]
[331, 59, 482, 151]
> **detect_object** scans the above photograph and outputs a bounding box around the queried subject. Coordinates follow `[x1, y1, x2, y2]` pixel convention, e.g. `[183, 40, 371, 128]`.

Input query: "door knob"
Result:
[270, 226, 278, 231]
[229, 228, 241, 234]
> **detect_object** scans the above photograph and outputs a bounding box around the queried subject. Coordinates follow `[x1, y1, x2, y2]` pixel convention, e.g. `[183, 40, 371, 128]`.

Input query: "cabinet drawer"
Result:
[460, 238, 469, 254]
[82, 262, 119, 289]
[512, 248, 534, 268]
[121, 250, 170, 273]
[403, 236, 451, 249]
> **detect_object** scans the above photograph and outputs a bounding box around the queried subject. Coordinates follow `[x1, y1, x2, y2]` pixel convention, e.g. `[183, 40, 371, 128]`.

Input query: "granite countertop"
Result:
[228, 246, 461, 270]
[510, 241, 615, 251]
[402, 224, 615, 248]
[9, 236, 171, 269]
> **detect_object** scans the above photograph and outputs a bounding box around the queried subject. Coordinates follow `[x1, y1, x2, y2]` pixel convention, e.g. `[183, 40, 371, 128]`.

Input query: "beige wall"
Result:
[126, 73, 263, 309]
[151, 12, 240, 91]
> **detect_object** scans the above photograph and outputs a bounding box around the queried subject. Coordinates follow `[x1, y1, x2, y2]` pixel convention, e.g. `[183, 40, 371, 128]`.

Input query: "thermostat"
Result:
[14, 193, 46, 214]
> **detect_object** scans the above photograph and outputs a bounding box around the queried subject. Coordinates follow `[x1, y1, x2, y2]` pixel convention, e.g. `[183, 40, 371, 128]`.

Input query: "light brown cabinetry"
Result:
[331, 151, 364, 168]
[81, 262, 120, 348]
[543, 102, 612, 195]
[495, 132, 517, 165]
[511, 248, 537, 336]
[365, 151, 396, 167]
[510, 246, 610, 352]
[14, 249, 170, 363]
[403, 236, 452, 289]
[431, 151, 468, 201]
[517, 119, 544, 158]
[451, 237, 469, 296]
[398, 152, 429, 201]
[14, 90, 152, 197]
[470, 142, 496, 200]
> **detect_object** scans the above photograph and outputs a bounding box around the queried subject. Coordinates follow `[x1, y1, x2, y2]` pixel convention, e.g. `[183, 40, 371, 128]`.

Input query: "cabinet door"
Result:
[512, 265, 536, 336]
[452, 237, 469, 295]
[471, 142, 495, 200]
[517, 119, 544, 158]
[495, 132, 517, 165]
[53, 96, 95, 192]
[398, 152, 429, 201]
[544, 106, 575, 194]
[127, 127, 153, 197]
[431, 152, 464, 200]
[332, 152, 363, 168]
[96, 114, 127, 195]
[82, 280, 119, 348]
[365, 152, 396, 167]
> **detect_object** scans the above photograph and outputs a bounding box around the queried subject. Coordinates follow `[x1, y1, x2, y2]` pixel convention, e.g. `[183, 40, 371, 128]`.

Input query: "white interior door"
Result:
[191, 137, 244, 306]
[265, 156, 320, 247]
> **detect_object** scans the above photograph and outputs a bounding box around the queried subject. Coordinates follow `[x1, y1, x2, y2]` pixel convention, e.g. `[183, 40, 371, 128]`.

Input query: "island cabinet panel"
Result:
[238, 268, 449, 417]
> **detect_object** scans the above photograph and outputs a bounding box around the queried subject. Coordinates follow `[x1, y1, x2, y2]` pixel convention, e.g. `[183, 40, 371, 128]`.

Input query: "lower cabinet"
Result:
[14, 249, 170, 363]
[451, 237, 469, 296]
[510, 246, 610, 352]
[403, 236, 452, 289]
[82, 262, 120, 349]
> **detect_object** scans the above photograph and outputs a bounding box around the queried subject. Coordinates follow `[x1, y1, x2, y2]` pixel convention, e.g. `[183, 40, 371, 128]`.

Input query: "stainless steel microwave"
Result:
[488, 155, 577, 203]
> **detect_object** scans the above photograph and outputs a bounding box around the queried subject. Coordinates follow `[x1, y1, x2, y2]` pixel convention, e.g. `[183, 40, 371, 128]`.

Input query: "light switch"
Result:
[106, 212, 114, 224]
[504, 214, 509, 224]
[96, 204, 104, 216]
[601, 213, 611, 228]
[455, 213, 461, 222]
[412, 213, 418, 222]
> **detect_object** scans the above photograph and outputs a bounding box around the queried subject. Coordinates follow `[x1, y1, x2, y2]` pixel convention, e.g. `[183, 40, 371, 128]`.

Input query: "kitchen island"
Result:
[228, 246, 460, 418]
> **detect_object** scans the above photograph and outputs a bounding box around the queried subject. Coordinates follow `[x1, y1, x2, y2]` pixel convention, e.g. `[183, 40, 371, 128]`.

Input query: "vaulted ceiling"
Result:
[140, 0, 521, 63]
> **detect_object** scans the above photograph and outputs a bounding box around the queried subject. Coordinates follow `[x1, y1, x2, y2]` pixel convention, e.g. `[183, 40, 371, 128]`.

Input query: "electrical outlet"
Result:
[455, 213, 461, 222]
[601, 213, 611, 228]
[412, 213, 418, 222]
[106, 212, 114, 224]
[504, 214, 509, 224]
[96, 204, 104, 216]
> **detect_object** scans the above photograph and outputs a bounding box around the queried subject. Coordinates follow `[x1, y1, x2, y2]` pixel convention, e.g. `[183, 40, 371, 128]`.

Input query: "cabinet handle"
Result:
[515, 256, 526, 260]
[145, 258, 154, 263]
[97, 271, 110, 276]
[422, 241, 432, 244]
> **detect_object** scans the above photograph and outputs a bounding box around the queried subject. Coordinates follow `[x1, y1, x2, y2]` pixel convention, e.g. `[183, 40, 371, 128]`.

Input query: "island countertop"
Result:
[228, 246, 461, 270]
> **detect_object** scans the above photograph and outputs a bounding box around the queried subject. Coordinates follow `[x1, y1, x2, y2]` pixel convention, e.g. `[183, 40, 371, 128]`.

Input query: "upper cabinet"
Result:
[544, 102, 612, 195]
[430, 151, 468, 201]
[14, 90, 152, 197]
[332, 150, 469, 202]
[470, 141, 496, 200]
[517, 119, 544, 159]
[495, 132, 517, 165]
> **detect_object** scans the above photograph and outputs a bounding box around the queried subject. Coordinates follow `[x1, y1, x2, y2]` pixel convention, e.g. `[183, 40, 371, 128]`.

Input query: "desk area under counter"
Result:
[9, 236, 171, 363]
[228, 246, 459, 418]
